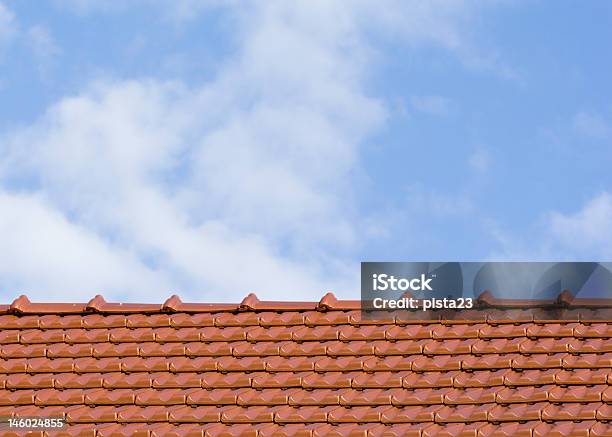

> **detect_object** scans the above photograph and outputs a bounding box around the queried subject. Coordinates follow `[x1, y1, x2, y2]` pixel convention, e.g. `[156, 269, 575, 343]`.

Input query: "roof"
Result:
[0, 292, 610, 437]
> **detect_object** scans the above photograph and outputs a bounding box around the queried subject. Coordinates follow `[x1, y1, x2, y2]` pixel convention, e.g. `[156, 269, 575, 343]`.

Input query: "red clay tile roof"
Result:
[0, 292, 610, 436]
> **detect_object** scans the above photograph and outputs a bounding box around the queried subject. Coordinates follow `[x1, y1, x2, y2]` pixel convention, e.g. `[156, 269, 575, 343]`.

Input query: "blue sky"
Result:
[1, 1, 611, 302]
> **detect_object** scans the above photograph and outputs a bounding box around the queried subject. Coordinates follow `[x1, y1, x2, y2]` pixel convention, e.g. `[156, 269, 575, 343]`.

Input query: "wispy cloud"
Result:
[410, 95, 452, 116]
[26, 25, 62, 76]
[406, 186, 473, 217]
[489, 192, 612, 260]
[573, 111, 611, 140]
[0, 1, 17, 48]
[468, 148, 491, 173]
[27, 25, 61, 60]
[547, 192, 612, 257]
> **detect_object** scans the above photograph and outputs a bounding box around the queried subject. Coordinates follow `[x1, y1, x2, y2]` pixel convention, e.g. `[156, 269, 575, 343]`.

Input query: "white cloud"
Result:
[55, 1, 491, 57]
[0, 78, 364, 302]
[0, 190, 174, 300]
[0, 5, 60, 72]
[489, 193, 612, 261]
[468, 148, 490, 173]
[55, 0, 224, 18]
[406, 186, 473, 217]
[573, 111, 611, 139]
[52, 0, 124, 14]
[0, 1, 508, 303]
[0, 1, 17, 47]
[27, 25, 61, 62]
[547, 193, 612, 257]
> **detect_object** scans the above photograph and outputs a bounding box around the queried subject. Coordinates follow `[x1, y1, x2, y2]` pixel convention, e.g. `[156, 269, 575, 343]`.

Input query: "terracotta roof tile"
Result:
[435, 404, 490, 423]
[495, 385, 551, 403]
[503, 369, 557, 386]
[338, 388, 392, 406]
[251, 371, 305, 389]
[82, 315, 127, 329]
[5, 373, 54, 390]
[167, 356, 216, 372]
[375, 423, 431, 437]
[0, 314, 40, 328]
[85, 388, 136, 405]
[48, 343, 95, 358]
[64, 328, 109, 343]
[568, 337, 612, 353]
[554, 368, 610, 385]
[425, 422, 482, 437]
[541, 402, 599, 421]
[423, 338, 477, 355]
[102, 372, 152, 389]
[304, 310, 353, 326]
[302, 372, 355, 389]
[92, 343, 139, 358]
[375, 340, 423, 357]
[34, 388, 85, 406]
[214, 312, 260, 327]
[267, 356, 317, 372]
[170, 313, 215, 328]
[488, 402, 547, 422]
[405, 371, 459, 388]
[381, 405, 442, 423]
[362, 355, 413, 372]
[55, 373, 104, 389]
[477, 421, 540, 437]
[411, 354, 463, 371]
[596, 404, 611, 421]
[461, 353, 516, 370]
[563, 352, 612, 368]
[328, 339, 375, 356]
[471, 337, 525, 354]
[443, 387, 497, 405]
[287, 389, 342, 407]
[39, 315, 84, 329]
[601, 387, 612, 405]
[590, 422, 612, 437]
[184, 341, 233, 357]
[247, 326, 294, 341]
[532, 421, 596, 437]
[1, 343, 46, 359]
[0, 293, 609, 435]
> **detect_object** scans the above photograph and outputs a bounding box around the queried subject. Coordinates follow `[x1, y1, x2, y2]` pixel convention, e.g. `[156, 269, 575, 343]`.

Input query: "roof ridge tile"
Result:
[317, 292, 338, 311]
[162, 295, 183, 312]
[9, 295, 31, 313]
[1, 291, 610, 315]
[240, 293, 260, 311]
[86, 295, 107, 312]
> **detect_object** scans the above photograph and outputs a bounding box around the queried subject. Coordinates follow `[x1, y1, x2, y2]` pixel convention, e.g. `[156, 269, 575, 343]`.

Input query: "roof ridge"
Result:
[475, 289, 611, 309]
[1, 291, 610, 315]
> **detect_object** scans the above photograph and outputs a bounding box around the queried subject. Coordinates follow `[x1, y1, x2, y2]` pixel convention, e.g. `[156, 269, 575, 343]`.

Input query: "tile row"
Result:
[1, 313, 610, 335]
[0, 386, 611, 407]
[1, 323, 610, 344]
[2, 420, 611, 437]
[1, 369, 610, 390]
[1, 403, 610, 424]
[0, 353, 610, 375]
[2, 338, 611, 359]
